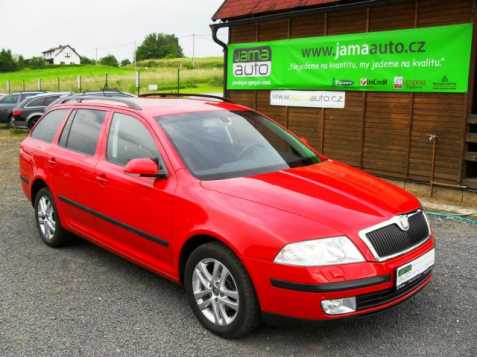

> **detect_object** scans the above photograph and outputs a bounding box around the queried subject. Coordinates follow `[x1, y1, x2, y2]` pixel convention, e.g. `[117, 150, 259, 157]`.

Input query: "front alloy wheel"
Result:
[185, 242, 260, 338]
[192, 258, 240, 326]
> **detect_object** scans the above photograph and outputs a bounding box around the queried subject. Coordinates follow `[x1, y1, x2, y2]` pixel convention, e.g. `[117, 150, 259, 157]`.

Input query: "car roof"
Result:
[12, 91, 44, 95]
[52, 97, 250, 118]
[25, 92, 72, 98]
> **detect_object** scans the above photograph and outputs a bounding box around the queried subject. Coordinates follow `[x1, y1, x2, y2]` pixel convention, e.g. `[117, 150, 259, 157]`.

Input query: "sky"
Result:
[0, 0, 227, 61]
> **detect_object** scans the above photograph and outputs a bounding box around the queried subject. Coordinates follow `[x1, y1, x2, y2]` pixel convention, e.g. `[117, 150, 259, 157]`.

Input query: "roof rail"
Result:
[58, 95, 142, 110]
[139, 92, 231, 102]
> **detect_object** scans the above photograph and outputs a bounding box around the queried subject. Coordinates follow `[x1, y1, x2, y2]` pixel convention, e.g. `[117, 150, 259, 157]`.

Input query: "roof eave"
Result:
[212, 0, 388, 22]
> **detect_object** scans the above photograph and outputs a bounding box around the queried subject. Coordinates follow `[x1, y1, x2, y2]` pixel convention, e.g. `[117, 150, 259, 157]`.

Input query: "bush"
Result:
[81, 56, 96, 65]
[121, 59, 131, 67]
[100, 55, 119, 67]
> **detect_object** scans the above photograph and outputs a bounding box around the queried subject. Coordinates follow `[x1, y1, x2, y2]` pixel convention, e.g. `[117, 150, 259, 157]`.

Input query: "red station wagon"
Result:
[19, 94, 435, 338]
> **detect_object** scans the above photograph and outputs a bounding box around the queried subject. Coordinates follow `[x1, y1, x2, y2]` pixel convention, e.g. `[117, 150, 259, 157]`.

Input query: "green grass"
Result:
[135, 57, 223, 70]
[0, 65, 132, 81]
[0, 58, 224, 94]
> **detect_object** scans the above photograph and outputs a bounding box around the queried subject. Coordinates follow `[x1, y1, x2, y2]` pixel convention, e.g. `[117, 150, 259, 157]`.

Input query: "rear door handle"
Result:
[48, 157, 57, 166]
[96, 174, 109, 185]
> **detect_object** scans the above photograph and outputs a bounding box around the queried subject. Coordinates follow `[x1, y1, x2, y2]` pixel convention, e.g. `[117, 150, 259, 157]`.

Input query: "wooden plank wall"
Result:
[227, 0, 475, 185]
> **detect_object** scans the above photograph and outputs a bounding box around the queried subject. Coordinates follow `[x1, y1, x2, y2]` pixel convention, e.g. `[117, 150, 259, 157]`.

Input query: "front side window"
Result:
[62, 109, 106, 155]
[0, 94, 19, 104]
[157, 110, 320, 180]
[31, 109, 69, 143]
[107, 113, 159, 166]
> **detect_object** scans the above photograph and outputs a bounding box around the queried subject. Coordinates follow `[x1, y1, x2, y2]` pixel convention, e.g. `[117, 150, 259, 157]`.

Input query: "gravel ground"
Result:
[0, 128, 476, 357]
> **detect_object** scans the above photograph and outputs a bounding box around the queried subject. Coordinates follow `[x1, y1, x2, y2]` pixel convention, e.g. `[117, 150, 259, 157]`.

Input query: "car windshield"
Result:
[0, 94, 19, 104]
[157, 110, 320, 180]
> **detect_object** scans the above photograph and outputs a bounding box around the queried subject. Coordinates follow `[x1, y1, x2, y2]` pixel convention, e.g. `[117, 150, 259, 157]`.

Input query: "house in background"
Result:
[42, 45, 81, 65]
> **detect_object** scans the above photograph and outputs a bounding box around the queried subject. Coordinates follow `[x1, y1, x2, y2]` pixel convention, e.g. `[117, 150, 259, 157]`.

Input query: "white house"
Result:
[42, 45, 81, 65]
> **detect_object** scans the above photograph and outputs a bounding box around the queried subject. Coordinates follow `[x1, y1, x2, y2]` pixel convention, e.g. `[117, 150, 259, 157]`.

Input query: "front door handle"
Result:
[96, 174, 109, 185]
[48, 157, 57, 166]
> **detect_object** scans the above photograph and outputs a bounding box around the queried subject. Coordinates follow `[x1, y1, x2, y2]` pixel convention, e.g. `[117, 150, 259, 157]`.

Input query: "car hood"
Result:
[200, 160, 420, 236]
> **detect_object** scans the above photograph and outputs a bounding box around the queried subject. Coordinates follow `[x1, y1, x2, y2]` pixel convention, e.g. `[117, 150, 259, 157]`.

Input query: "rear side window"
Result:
[61, 109, 106, 155]
[107, 113, 159, 166]
[43, 96, 60, 106]
[0, 94, 19, 104]
[31, 109, 69, 143]
[27, 97, 46, 107]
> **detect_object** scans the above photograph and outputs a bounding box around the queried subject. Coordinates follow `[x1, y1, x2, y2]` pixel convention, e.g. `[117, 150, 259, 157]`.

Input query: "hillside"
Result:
[0, 57, 224, 94]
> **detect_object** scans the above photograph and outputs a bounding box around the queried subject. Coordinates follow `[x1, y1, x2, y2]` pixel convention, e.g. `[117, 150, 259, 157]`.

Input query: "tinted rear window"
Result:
[31, 109, 69, 143]
[0, 94, 19, 104]
[62, 109, 106, 155]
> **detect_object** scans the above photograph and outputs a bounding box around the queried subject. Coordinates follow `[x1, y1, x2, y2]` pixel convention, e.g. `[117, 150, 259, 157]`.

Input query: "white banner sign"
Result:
[270, 90, 346, 109]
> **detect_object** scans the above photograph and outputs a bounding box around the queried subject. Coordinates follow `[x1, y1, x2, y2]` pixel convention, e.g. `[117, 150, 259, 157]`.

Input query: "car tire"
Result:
[184, 242, 260, 339]
[28, 116, 40, 129]
[34, 187, 68, 247]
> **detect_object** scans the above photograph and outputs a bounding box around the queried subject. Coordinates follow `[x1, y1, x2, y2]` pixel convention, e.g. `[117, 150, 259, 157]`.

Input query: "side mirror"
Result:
[124, 158, 166, 178]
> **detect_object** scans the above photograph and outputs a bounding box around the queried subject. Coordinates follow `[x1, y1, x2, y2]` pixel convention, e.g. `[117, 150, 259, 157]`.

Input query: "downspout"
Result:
[210, 23, 229, 98]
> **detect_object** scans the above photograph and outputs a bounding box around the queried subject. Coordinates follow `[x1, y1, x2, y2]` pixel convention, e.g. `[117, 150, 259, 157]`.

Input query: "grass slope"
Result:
[0, 58, 223, 94]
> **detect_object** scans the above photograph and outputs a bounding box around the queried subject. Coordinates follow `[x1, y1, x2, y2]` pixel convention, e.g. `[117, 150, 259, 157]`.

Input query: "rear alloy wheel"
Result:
[185, 242, 260, 338]
[34, 188, 67, 247]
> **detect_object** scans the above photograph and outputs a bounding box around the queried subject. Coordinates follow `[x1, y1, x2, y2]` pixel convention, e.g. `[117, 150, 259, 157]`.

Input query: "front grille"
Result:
[356, 269, 432, 310]
[365, 211, 429, 259]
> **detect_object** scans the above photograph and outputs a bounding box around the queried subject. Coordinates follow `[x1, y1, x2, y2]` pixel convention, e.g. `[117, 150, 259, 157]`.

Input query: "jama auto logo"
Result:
[233, 46, 272, 77]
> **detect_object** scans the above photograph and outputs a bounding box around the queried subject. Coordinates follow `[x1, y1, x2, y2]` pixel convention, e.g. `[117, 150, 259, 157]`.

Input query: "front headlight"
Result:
[274, 236, 365, 267]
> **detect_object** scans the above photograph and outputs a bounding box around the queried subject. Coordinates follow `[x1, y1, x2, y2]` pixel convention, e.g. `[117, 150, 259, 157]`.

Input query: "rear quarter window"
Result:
[60, 109, 106, 156]
[31, 109, 69, 143]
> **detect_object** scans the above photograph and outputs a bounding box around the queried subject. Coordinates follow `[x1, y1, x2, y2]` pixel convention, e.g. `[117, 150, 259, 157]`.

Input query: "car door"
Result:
[52, 108, 109, 237]
[94, 111, 176, 275]
[21, 109, 71, 198]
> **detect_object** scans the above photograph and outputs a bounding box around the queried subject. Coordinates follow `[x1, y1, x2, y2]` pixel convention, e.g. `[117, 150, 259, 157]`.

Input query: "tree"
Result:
[25, 57, 47, 69]
[81, 56, 96, 65]
[121, 59, 131, 67]
[100, 54, 119, 67]
[17, 55, 26, 69]
[135, 33, 184, 61]
[0, 49, 17, 72]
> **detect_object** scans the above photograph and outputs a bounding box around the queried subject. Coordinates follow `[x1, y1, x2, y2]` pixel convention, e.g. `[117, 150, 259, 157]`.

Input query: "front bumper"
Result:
[245, 236, 434, 320]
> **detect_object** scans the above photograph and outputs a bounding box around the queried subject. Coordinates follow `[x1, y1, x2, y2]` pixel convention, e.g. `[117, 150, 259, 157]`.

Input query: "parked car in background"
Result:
[0, 93, 7, 100]
[0, 92, 44, 124]
[11, 92, 73, 129]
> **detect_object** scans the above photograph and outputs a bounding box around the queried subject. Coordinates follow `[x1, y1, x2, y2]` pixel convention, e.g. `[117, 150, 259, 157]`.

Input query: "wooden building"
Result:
[211, 0, 477, 192]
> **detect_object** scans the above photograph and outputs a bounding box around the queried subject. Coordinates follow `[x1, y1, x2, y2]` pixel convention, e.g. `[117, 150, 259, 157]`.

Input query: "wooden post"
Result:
[77, 75, 82, 92]
[37, 79, 42, 91]
[136, 71, 141, 96]
[177, 66, 180, 94]
[57, 77, 60, 91]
